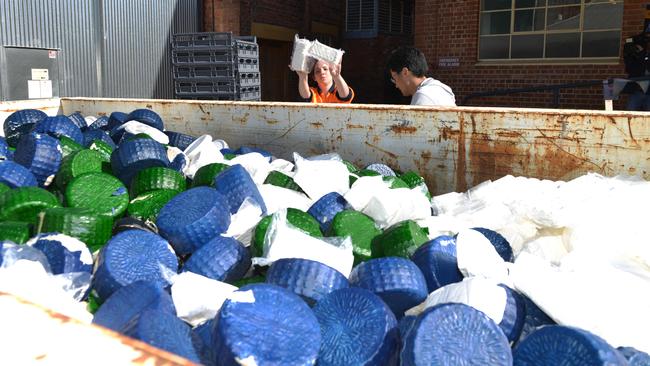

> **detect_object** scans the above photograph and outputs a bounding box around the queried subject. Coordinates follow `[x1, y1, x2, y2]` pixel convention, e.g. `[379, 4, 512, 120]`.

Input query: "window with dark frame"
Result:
[479, 0, 624, 60]
[345, 0, 413, 38]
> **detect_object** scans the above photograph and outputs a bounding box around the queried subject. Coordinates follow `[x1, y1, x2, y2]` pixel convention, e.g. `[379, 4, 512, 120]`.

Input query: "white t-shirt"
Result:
[411, 77, 456, 106]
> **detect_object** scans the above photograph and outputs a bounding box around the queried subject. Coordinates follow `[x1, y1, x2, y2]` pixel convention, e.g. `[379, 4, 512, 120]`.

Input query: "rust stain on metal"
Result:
[455, 115, 468, 192]
[627, 117, 639, 145]
[346, 123, 364, 129]
[390, 123, 417, 134]
[496, 130, 522, 139]
[534, 128, 604, 178]
[414, 150, 434, 185]
[468, 132, 525, 185]
[311, 122, 324, 128]
[364, 141, 398, 159]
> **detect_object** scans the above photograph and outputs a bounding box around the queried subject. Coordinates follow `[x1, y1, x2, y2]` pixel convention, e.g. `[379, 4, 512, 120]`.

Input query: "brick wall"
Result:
[414, 0, 647, 109]
[203, 0, 240, 34]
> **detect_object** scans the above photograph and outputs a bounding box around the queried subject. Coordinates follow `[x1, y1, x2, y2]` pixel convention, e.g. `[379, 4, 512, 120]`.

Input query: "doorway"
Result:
[258, 39, 298, 102]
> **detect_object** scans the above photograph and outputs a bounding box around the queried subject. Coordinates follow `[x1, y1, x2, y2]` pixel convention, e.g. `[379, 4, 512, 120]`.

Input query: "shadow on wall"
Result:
[154, 0, 201, 99]
[342, 36, 413, 105]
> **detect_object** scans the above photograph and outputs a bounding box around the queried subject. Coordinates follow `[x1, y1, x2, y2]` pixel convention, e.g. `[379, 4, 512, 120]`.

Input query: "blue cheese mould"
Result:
[92, 229, 178, 301]
[265, 258, 349, 305]
[92, 280, 176, 333]
[349, 256, 428, 318]
[0, 160, 38, 188]
[410, 235, 463, 293]
[182, 235, 251, 283]
[513, 325, 628, 366]
[13, 132, 62, 187]
[313, 287, 399, 366]
[156, 186, 231, 256]
[401, 303, 513, 366]
[3, 108, 47, 147]
[213, 283, 321, 366]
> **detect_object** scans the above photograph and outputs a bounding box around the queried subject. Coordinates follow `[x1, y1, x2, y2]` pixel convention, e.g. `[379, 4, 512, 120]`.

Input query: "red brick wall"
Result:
[414, 0, 647, 109]
[203, 0, 240, 34]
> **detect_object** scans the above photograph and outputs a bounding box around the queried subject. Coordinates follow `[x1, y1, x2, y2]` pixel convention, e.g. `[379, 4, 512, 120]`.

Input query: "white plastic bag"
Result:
[252, 210, 354, 277]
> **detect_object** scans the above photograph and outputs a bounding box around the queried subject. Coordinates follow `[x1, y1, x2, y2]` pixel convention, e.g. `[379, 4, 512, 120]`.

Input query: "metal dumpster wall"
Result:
[0, 98, 62, 129]
[8, 97, 650, 195]
[0, 292, 197, 365]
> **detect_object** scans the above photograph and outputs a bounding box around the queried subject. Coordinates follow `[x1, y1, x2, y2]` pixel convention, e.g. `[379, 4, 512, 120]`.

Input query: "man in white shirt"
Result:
[387, 46, 456, 106]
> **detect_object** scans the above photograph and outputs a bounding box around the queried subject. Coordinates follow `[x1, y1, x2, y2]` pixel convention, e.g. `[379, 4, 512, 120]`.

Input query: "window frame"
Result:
[477, 0, 624, 62]
[345, 0, 379, 39]
[345, 0, 413, 39]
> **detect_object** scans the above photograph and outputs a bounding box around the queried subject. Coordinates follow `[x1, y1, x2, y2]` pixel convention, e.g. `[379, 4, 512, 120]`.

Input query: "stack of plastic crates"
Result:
[172, 32, 261, 101]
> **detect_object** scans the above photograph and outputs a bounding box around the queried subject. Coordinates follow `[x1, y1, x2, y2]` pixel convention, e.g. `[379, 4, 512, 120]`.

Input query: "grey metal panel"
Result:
[102, 0, 200, 99]
[0, 0, 200, 100]
[0, 0, 98, 98]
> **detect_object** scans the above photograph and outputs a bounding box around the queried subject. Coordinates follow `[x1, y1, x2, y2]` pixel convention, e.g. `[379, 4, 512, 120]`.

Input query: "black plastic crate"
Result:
[234, 40, 259, 58]
[174, 80, 238, 95]
[174, 85, 261, 101]
[175, 93, 260, 101]
[237, 72, 261, 87]
[237, 57, 259, 72]
[172, 32, 234, 49]
[172, 49, 236, 64]
[173, 65, 237, 80]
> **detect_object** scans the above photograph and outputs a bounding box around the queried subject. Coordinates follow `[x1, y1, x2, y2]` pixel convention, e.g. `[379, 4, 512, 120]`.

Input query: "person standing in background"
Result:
[296, 60, 354, 104]
[387, 46, 456, 107]
[623, 30, 650, 111]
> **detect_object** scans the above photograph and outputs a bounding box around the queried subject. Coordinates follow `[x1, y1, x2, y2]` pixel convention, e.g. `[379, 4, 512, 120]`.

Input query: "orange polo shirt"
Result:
[303, 84, 355, 104]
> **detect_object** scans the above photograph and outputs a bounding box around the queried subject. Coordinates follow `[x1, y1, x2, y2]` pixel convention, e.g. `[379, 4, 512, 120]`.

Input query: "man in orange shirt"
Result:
[296, 60, 354, 103]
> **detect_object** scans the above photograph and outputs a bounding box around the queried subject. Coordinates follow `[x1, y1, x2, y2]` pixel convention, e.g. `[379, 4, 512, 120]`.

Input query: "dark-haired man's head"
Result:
[387, 47, 428, 77]
[387, 46, 429, 96]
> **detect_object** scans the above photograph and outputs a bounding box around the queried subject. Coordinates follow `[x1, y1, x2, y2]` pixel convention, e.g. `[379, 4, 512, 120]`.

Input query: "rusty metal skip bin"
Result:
[2, 97, 650, 363]
[44, 97, 650, 195]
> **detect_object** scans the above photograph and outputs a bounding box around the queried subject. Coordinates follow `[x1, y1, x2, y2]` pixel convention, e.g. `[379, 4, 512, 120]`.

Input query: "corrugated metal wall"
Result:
[0, 0, 200, 100]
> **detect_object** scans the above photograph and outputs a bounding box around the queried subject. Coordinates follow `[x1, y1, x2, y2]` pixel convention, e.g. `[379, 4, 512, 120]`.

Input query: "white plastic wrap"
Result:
[269, 159, 295, 174]
[229, 152, 273, 185]
[258, 184, 313, 214]
[122, 120, 169, 145]
[0, 246, 92, 323]
[223, 197, 264, 247]
[170, 272, 237, 327]
[511, 252, 650, 354]
[84, 116, 97, 126]
[289, 35, 317, 73]
[292, 152, 349, 201]
[456, 228, 511, 286]
[406, 277, 508, 324]
[252, 210, 354, 277]
[182, 134, 226, 179]
[344, 176, 431, 229]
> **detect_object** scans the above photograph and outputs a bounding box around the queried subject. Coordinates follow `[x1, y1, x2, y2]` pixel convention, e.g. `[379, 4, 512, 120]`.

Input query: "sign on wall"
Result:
[438, 57, 459, 68]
